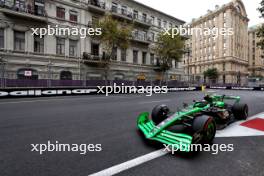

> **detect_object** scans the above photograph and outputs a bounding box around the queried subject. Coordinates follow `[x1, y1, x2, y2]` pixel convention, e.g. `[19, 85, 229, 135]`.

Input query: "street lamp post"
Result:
[80, 60, 86, 87]
[187, 49, 191, 85]
[0, 57, 7, 89]
[47, 61, 53, 88]
[182, 48, 191, 86]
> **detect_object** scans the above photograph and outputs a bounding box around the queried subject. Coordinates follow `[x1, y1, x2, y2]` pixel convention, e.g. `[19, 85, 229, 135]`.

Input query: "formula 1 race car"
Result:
[137, 93, 248, 152]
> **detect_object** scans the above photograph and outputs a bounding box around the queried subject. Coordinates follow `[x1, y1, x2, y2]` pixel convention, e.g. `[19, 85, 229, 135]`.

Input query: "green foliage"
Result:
[258, 0, 264, 18]
[153, 29, 185, 72]
[257, 0, 264, 51]
[257, 26, 264, 51]
[204, 68, 219, 80]
[95, 15, 132, 61]
[92, 15, 133, 82]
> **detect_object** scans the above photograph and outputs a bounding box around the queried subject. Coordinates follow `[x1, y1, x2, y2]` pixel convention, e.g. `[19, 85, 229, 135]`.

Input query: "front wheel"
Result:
[151, 105, 170, 125]
[192, 115, 216, 144]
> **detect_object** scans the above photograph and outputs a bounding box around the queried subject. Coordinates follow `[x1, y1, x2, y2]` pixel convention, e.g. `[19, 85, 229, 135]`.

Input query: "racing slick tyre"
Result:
[232, 103, 248, 120]
[151, 105, 170, 125]
[192, 115, 216, 144]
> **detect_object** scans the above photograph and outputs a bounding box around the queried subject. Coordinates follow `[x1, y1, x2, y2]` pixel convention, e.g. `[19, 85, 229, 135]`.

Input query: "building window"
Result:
[70, 10, 78, 22]
[92, 16, 99, 26]
[121, 6, 127, 15]
[34, 35, 44, 53]
[142, 13, 147, 22]
[142, 52, 147, 64]
[112, 47, 117, 60]
[35, 2, 45, 16]
[169, 23, 173, 29]
[56, 7, 65, 19]
[91, 43, 99, 56]
[133, 50, 138, 64]
[0, 29, 4, 49]
[111, 2, 118, 13]
[14, 0, 26, 11]
[14, 31, 25, 51]
[149, 32, 155, 42]
[133, 10, 138, 19]
[69, 39, 78, 57]
[150, 53, 155, 65]
[56, 38, 65, 55]
[60, 71, 72, 80]
[158, 19, 161, 27]
[142, 31, 147, 41]
[175, 60, 178, 68]
[163, 20, 167, 28]
[121, 49, 126, 62]
[151, 16, 155, 25]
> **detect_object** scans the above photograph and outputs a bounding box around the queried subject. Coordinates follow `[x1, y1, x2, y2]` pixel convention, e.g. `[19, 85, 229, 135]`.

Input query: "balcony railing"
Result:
[83, 52, 102, 61]
[0, 0, 46, 21]
[109, 5, 152, 27]
[133, 14, 152, 27]
[131, 32, 151, 44]
[111, 6, 133, 20]
[88, 0, 106, 14]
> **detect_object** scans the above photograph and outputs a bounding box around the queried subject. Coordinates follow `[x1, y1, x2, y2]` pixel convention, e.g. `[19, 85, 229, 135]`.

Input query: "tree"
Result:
[152, 29, 185, 83]
[257, 0, 264, 52]
[203, 68, 219, 84]
[94, 15, 133, 83]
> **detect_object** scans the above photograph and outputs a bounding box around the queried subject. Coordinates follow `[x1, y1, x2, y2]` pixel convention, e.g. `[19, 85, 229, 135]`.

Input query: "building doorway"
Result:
[60, 71, 72, 80]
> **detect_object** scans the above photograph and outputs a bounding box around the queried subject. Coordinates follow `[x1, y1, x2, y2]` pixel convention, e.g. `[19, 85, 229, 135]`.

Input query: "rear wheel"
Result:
[232, 103, 248, 120]
[151, 105, 170, 125]
[192, 115, 216, 144]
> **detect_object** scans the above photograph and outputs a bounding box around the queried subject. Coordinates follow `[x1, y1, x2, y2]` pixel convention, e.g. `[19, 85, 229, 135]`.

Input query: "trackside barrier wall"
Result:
[0, 86, 263, 98]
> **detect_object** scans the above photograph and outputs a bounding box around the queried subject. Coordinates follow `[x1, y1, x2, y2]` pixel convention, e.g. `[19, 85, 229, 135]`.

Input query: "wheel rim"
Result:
[204, 119, 215, 141]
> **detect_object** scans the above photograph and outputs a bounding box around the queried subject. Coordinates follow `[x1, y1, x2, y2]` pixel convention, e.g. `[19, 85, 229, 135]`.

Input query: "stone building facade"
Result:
[248, 24, 264, 77]
[183, 0, 249, 84]
[0, 0, 184, 82]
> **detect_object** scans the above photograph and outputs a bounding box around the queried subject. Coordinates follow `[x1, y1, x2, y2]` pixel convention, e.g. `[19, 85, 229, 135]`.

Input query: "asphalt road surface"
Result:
[0, 90, 264, 176]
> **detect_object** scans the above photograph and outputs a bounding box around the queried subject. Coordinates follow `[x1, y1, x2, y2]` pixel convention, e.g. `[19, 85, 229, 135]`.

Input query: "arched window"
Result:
[236, 5, 241, 13]
[17, 68, 38, 80]
[60, 71, 72, 80]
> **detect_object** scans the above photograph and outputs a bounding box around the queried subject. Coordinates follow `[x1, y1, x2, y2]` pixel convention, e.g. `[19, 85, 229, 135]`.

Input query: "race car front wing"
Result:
[137, 112, 193, 152]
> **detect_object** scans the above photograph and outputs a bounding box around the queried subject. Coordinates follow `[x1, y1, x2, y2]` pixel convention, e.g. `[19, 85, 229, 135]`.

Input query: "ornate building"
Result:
[183, 0, 249, 85]
[0, 0, 184, 83]
[248, 24, 264, 77]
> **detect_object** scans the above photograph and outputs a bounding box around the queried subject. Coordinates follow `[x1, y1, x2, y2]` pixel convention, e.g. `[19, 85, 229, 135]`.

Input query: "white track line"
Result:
[0, 95, 134, 105]
[139, 99, 171, 104]
[89, 149, 169, 176]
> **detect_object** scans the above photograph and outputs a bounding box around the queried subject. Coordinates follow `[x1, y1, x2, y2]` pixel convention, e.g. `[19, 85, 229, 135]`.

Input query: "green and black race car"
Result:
[137, 93, 248, 152]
